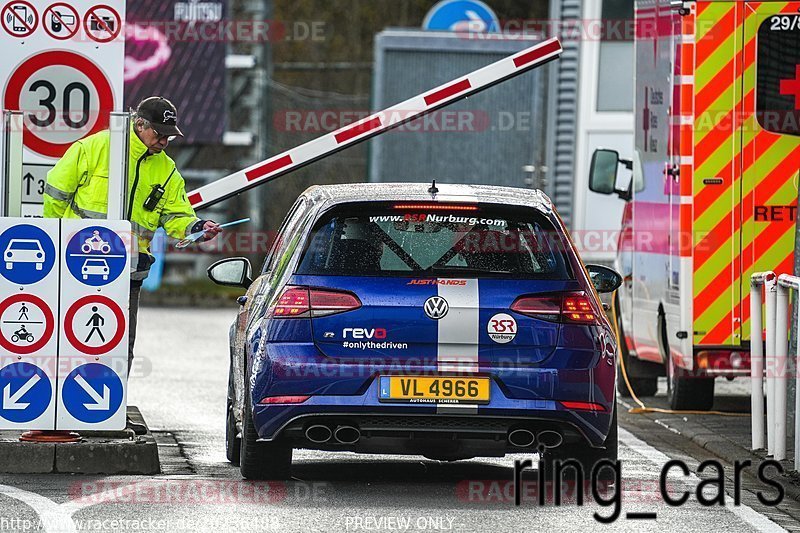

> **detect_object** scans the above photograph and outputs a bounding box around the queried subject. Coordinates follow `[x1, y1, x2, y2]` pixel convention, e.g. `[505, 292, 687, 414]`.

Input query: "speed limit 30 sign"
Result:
[4, 50, 114, 158]
[0, 0, 124, 164]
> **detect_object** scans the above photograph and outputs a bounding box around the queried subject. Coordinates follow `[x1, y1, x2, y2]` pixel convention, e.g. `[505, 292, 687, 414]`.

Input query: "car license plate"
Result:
[378, 376, 490, 404]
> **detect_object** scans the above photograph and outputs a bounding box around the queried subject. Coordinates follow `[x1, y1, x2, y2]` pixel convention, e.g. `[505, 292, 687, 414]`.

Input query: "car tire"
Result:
[6, 263, 12, 270]
[614, 298, 657, 398]
[239, 396, 292, 480]
[35, 263, 42, 270]
[544, 402, 618, 481]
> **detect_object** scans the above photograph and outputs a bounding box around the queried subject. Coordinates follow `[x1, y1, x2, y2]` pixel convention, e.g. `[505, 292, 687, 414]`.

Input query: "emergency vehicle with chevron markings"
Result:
[590, 0, 800, 410]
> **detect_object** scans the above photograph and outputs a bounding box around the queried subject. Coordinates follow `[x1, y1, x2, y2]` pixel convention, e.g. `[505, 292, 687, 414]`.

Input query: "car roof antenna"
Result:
[428, 179, 439, 196]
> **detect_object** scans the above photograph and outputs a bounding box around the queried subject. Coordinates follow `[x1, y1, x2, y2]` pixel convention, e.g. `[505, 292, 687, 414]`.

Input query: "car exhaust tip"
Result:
[537, 430, 563, 449]
[305, 424, 333, 444]
[333, 425, 360, 444]
[508, 428, 536, 448]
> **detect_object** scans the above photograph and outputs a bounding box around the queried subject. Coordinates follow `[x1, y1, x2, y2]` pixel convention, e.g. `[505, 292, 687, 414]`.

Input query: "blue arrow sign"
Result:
[65, 226, 127, 286]
[62, 363, 123, 423]
[422, 0, 500, 32]
[0, 362, 51, 423]
[0, 224, 56, 285]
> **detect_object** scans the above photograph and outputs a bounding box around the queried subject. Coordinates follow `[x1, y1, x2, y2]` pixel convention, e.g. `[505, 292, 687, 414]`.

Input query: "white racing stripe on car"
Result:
[437, 279, 479, 415]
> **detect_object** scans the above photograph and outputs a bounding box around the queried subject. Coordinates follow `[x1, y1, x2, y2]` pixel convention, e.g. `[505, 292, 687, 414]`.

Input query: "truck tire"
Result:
[239, 397, 292, 480]
[615, 298, 657, 397]
[661, 316, 714, 410]
[667, 352, 715, 410]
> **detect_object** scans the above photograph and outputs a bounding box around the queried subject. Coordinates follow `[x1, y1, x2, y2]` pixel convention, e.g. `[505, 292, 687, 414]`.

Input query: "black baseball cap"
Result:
[135, 96, 184, 138]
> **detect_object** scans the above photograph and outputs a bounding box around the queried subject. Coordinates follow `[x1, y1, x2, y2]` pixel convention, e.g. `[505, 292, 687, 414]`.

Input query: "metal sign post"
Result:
[3, 111, 23, 217]
[107, 112, 130, 220]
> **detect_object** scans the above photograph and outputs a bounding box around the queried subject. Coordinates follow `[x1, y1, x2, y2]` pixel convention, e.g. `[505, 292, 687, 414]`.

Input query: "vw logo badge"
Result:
[424, 296, 449, 320]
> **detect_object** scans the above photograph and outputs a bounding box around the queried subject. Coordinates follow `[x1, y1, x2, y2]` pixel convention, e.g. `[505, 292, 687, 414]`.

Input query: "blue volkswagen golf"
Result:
[208, 183, 621, 480]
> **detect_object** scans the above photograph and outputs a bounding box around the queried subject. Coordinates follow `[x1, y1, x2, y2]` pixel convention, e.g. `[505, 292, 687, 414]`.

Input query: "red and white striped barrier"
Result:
[187, 37, 563, 210]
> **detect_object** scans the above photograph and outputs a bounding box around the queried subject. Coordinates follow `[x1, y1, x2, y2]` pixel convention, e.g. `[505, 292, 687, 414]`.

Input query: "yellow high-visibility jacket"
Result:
[43, 124, 199, 279]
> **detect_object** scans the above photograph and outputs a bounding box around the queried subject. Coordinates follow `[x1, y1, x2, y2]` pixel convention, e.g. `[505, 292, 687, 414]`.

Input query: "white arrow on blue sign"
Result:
[0, 362, 51, 423]
[61, 363, 123, 423]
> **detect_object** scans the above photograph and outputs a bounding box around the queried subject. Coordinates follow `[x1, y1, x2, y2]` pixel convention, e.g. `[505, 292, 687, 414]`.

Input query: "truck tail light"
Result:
[510, 292, 600, 324]
[271, 286, 361, 318]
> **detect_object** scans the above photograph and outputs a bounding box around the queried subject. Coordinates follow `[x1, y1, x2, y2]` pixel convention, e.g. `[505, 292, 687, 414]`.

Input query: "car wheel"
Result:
[35, 263, 42, 270]
[544, 402, 618, 481]
[6, 263, 12, 270]
[82, 274, 87, 280]
[239, 396, 292, 480]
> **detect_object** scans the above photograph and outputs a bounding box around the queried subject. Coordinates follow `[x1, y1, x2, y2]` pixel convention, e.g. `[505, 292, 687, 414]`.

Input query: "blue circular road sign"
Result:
[62, 363, 124, 423]
[65, 226, 127, 286]
[0, 362, 51, 423]
[423, 0, 500, 32]
[0, 224, 56, 285]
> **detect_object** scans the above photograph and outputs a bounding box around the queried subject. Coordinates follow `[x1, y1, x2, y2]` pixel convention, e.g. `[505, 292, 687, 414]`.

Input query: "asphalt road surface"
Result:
[0, 307, 798, 532]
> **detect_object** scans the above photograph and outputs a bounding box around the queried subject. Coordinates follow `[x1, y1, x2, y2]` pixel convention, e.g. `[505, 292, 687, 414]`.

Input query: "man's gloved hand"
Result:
[191, 219, 223, 241]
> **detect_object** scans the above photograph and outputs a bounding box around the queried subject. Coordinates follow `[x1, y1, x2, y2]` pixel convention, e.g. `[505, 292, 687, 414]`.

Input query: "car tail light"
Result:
[510, 292, 600, 324]
[271, 286, 361, 318]
[309, 288, 362, 317]
[560, 401, 606, 412]
[259, 395, 310, 404]
[272, 286, 310, 317]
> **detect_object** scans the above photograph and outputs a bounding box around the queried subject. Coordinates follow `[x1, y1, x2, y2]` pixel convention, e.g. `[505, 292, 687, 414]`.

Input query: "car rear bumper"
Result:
[251, 365, 615, 450]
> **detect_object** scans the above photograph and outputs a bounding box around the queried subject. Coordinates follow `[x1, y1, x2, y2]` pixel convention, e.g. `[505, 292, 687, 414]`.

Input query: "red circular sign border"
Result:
[1, 1, 39, 38]
[82, 4, 121, 44]
[3, 50, 114, 158]
[64, 295, 125, 356]
[0, 293, 55, 355]
[43, 3, 80, 41]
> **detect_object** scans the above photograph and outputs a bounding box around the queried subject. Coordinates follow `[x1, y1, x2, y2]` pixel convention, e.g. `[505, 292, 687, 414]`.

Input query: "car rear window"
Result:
[296, 202, 573, 279]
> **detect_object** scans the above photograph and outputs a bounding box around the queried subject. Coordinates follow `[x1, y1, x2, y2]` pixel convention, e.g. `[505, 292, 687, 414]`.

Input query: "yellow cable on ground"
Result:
[609, 290, 748, 417]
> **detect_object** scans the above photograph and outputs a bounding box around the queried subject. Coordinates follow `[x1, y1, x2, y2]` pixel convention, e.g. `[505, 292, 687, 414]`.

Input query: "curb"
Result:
[619, 399, 800, 503]
[0, 406, 160, 475]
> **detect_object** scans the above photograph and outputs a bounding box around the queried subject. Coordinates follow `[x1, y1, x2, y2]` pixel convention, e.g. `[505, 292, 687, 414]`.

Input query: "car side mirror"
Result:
[207, 257, 253, 288]
[586, 264, 623, 294]
[589, 149, 633, 201]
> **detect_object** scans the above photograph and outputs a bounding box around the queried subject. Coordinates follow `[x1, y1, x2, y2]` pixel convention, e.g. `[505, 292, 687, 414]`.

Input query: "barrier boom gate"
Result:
[186, 37, 563, 210]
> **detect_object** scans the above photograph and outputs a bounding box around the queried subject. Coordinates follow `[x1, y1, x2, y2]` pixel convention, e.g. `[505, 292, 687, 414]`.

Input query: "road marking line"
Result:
[620, 427, 786, 532]
[0, 484, 77, 533]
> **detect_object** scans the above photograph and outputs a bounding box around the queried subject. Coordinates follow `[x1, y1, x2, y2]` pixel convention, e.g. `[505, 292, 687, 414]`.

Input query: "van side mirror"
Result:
[589, 149, 633, 201]
[207, 257, 253, 288]
[586, 264, 623, 294]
